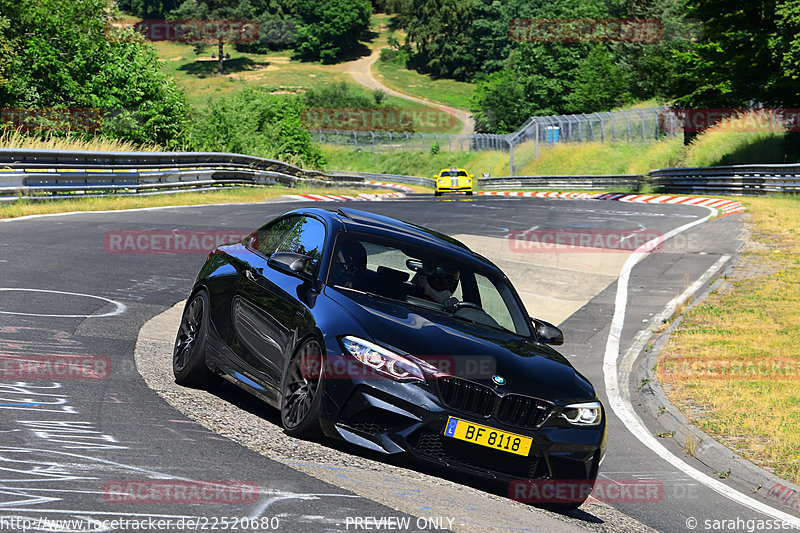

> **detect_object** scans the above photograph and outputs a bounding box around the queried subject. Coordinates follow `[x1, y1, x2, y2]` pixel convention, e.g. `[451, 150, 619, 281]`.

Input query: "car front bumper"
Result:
[320, 374, 605, 485]
[436, 186, 473, 193]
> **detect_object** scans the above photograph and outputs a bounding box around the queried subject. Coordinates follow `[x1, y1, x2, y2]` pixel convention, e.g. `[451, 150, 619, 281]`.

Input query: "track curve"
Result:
[0, 195, 791, 532]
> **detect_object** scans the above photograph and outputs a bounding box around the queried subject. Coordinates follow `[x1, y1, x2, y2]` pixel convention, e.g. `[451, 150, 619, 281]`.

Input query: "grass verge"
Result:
[373, 60, 475, 111]
[321, 139, 684, 177]
[0, 185, 387, 220]
[657, 195, 800, 484]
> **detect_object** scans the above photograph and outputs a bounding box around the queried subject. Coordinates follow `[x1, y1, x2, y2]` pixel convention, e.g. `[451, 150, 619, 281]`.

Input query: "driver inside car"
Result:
[332, 240, 368, 289]
[412, 265, 460, 310]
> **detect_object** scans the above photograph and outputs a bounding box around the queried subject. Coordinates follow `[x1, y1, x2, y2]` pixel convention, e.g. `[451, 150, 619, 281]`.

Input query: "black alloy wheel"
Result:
[173, 290, 220, 388]
[281, 338, 324, 438]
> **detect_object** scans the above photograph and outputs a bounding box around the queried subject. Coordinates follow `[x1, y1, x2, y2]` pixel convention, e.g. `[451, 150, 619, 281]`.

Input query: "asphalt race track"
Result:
[0, 194, 797, 532]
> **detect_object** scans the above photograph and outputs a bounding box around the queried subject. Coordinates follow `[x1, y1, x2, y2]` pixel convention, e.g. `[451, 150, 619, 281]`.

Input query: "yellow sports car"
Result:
[434, 168, 474, 196]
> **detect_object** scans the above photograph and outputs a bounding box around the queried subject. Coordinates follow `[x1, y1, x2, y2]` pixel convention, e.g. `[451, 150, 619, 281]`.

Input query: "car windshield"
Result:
[328, 234, 531, 337]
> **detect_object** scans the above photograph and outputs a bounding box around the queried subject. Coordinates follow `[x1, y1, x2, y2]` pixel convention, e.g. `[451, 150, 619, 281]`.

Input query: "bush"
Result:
[304, 81, 377, 109]
[379, 47, 410, 67]
[187, 87, 325, 168]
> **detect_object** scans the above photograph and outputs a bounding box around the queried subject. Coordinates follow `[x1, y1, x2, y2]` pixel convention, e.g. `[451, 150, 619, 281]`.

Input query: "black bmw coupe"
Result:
[174, 207, 606, 509]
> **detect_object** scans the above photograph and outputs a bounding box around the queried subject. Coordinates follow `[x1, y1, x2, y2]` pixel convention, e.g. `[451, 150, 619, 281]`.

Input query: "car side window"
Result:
[275, 216, 326, 275]
[475, 273, 516, 332]
[249, 216, 299, 258]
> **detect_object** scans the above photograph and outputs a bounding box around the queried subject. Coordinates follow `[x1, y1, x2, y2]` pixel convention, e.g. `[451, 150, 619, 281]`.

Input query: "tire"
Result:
[434, 191, 443, 197]
[466, 191, 474, 196]
[280, 338, 324, 439]
[173, 290, 220, 388]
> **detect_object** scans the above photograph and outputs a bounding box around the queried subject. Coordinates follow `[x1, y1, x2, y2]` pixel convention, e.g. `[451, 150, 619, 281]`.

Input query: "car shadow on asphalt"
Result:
[202, 380, 605, 524]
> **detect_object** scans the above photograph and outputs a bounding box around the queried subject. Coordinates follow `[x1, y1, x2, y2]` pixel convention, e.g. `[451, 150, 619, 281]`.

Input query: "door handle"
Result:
[245, 268, 261, 282]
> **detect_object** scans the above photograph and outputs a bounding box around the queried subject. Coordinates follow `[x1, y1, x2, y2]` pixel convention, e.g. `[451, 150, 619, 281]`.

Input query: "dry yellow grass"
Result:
[658, 195, 800, 483]
[0, 130, 163, 152]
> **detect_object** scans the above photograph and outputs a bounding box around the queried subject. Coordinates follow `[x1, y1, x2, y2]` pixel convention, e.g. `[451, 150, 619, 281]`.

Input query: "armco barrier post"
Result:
[635, 108, 645, 142]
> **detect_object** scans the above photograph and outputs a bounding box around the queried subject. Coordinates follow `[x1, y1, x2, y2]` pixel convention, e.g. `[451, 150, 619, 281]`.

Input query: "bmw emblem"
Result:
[491, 375, 506, 386]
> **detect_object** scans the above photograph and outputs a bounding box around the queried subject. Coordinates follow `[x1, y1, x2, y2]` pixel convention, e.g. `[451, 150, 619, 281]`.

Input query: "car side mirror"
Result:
[531, 318, 564, 345]
[269, 252, 311, 277]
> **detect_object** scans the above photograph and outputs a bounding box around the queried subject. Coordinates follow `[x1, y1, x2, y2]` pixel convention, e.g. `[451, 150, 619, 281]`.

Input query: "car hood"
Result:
[326, 288, 596, 403]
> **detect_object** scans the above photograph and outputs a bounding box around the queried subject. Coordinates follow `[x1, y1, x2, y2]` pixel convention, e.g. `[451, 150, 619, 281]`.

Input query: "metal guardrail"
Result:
[3, 148, 800, 200]
[0, 148, 404, 200]
[478, 174, 643, 191]
[650, 164, 800, 195]
[326, 170, 434, 187]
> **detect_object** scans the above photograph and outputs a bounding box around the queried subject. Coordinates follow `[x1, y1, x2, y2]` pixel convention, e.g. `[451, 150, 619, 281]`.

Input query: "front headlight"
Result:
[466, 179, 472, 184]
[438, 179, 444, 183]
[560, 401, 602, 426]
[341, 336, 426, 381]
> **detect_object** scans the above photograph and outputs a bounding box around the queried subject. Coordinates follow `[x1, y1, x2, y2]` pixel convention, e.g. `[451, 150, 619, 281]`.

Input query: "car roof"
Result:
[288, 206, 498, 270]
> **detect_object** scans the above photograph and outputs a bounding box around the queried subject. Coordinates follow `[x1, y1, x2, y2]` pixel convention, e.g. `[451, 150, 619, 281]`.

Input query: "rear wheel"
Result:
[173, 290, 220, 388]
[280, 339, 324, 439]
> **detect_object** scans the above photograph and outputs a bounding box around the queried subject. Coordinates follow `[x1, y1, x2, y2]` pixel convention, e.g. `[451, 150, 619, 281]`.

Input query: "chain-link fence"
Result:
[313, 107, 680, 174]
[313, 130, 512, 153]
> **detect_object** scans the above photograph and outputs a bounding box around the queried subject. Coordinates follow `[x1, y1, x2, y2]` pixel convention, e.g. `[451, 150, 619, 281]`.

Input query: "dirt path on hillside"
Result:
[340, 49, 475, 134]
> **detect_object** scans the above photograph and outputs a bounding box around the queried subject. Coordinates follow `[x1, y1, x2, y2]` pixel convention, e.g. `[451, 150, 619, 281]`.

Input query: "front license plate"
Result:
[443, 417, 532, 456]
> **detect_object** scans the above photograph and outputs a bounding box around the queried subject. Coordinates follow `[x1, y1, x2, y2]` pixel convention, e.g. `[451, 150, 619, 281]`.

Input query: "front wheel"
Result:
[280, 339, 324, 439]
[434, 191, 443, 197]
[466, 190, 474, 196]
[173, 290, 220, 388]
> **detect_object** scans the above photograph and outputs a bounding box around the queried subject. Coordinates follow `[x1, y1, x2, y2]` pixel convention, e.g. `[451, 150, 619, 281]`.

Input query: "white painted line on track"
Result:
[0, 288, 127, 318]
[603, 208, 800, 525]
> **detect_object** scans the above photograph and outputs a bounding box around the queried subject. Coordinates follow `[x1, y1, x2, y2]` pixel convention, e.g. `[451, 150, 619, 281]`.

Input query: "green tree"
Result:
[775, 0, 800, 82]
[0, 15, 13, 98]
[0, 0, 187, 146]
[566, 44, 631, 113]
[116, 0, 179, 18]
[293, 0, 372, 63]
[610, 0, 694, 101]
[169, 0, 257, 74]
[471, 70, 527, 133]
[671, 0, 798, 108]
[402, 0, 477, 80]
